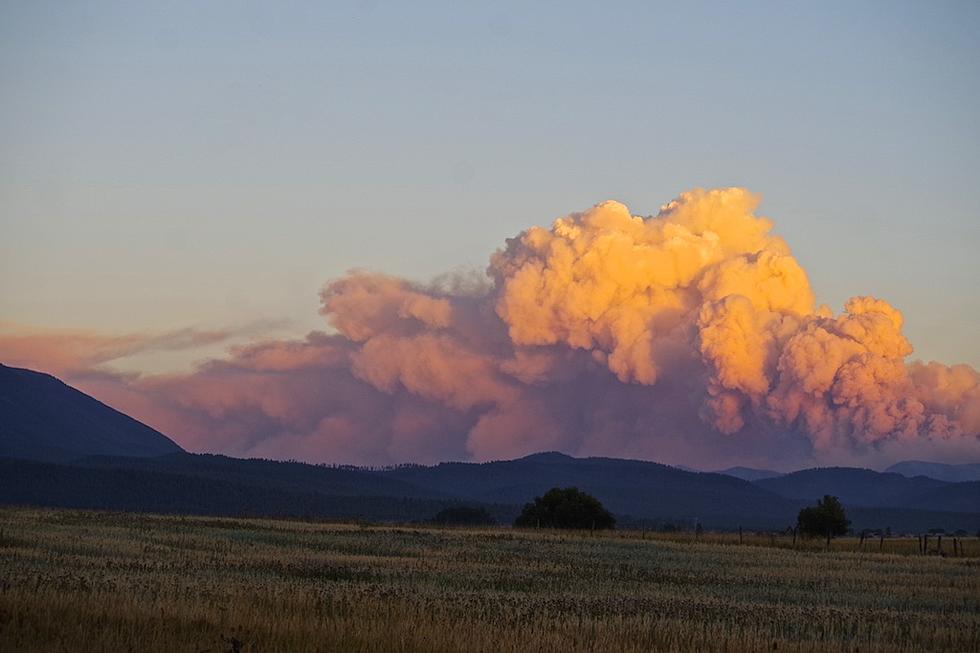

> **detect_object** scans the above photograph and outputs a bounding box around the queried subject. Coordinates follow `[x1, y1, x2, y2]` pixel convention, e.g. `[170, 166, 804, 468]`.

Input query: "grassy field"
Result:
[1, 508, 978, 652]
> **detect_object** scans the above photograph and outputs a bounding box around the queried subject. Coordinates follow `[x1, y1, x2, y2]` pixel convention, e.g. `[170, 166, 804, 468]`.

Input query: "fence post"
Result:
[879, 532, 884, 552]
[938, 535, 943, 556]
[739, 526, 743, 545]
[792, 527, 797, 548]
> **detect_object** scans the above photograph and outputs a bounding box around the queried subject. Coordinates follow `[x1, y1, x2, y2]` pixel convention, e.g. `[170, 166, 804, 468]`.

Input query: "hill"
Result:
[0, 364, 183, 462]
[0, 457, 501, 523]
[716, 466, 782, 481]
[2, 452, 978, 532]
[378, 452, 800, 529]
[754, 467, 950, 508]
[76, 452, 450, 500]
[885, 460, 980, 483]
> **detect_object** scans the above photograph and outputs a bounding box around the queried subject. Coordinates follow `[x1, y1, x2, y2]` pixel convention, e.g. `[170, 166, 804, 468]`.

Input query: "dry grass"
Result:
[1, 507, 978, 652]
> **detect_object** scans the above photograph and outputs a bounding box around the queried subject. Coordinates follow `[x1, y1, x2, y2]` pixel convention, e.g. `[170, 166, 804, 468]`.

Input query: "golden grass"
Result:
[1, 508, 978, 652]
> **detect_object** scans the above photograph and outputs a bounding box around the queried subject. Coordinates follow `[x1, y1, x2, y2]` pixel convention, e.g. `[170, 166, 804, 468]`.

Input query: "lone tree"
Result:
[430, 505, 496, 526]
[797, 495, 850, 538]
[514, 487, 615, 530]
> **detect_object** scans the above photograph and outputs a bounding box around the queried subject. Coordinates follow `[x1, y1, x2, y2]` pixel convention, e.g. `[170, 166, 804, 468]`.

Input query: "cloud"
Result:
[5, 188, 978, 469]
[0, 324, 234, 375]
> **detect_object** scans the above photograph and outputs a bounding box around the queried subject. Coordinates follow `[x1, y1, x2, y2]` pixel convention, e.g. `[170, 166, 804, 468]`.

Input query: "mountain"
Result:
[76, 452, 449, 500]
[716, 466, 782, 482]
[378, 452, 800, 529]
[0, 457, 488, 522]
[0, 364, 183, 462]
[755, 467, 950, 507]
[885, 460, 980, 483]
[2, 451, 978, 532]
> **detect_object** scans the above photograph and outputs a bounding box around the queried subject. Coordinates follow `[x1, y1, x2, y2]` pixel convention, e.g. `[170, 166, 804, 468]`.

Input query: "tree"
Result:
[797, 495, 850, 538]
[514, 487, 615, 530]
[430, 505, 496, 526]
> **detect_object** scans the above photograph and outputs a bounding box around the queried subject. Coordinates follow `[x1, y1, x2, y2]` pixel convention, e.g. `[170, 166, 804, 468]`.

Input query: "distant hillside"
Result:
[885, 460, 980, 483]
[378, 452, 800, 529]
[901, 481, 980, 514]
[2, 452, 979, 532]
[0, 364, 183, 462]
[0, 457, 507, 523]
[716, 466, 782, 482]
[77, 452, 450, 501]
[755, 467, 950, 508]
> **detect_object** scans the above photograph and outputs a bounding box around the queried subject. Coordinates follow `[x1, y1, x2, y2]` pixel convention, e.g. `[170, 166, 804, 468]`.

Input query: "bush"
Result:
[514, 487, 615, 530]
[430, 505, 496, 526]
[797, 495, 850, 537]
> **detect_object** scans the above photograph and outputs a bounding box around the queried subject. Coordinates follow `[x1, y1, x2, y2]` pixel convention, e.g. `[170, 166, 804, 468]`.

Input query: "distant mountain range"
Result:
[885, 460, 980, 483]
[1, 363, 978, 532]
[715, 466, 782, 482]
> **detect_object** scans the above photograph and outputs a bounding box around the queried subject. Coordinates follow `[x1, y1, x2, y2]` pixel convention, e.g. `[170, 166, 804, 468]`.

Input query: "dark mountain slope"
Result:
[379, 452, 800, 529]
[716, 466, 782, 481]
[76, 452, 450, 500]
[0, 364, 182, 462]
[755, 467, 950, 508]
[885, 460, 980, 483]
[0, 457, 504, 523]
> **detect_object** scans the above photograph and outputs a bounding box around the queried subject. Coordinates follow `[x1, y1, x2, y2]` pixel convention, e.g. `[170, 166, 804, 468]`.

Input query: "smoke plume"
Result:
[5, 188, 978, 469]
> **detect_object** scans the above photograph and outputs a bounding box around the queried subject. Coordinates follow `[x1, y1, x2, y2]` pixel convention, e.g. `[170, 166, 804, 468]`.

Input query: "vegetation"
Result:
[798, 495, 850, 537]
[1, 507, 979, 651]
[430, 505, 496, 526]
[514, 487, 615, 530]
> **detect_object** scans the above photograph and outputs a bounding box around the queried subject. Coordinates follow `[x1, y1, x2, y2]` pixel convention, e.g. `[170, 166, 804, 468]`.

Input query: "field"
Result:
[1, 508, 978, 652]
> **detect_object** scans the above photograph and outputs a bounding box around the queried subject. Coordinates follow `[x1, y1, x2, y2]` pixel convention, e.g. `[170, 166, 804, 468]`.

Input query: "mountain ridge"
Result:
[0, 363, 183, 462]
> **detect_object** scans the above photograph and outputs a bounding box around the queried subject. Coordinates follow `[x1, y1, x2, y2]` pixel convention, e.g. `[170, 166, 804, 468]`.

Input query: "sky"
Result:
[1, 2, 978, 469]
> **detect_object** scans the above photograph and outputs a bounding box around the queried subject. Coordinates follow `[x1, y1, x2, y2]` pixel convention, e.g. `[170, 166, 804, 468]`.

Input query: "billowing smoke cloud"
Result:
[4, 188, 978, 469]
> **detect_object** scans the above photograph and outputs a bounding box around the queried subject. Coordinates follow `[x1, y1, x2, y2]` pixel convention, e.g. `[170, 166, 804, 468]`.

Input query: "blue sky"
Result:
[2, 1, 978, 371]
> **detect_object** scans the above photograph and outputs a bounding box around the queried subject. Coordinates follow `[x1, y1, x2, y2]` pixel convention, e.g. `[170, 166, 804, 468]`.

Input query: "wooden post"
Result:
[792, 527, 797, 548]
[923, 534, 929, 555]
[739, 526, 743, 545]
[879, 532, 884, 552]
[938, 535, 943, 555]
[859, 531, 865, 550]
[825, 527, 831, 551]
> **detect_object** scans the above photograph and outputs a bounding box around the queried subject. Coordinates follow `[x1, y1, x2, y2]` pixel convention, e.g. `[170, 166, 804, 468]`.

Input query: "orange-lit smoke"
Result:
[5, 188, 978, 468]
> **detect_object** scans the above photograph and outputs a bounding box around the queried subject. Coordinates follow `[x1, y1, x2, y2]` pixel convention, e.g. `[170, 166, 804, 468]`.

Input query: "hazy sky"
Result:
[2, 1, 979, 373]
